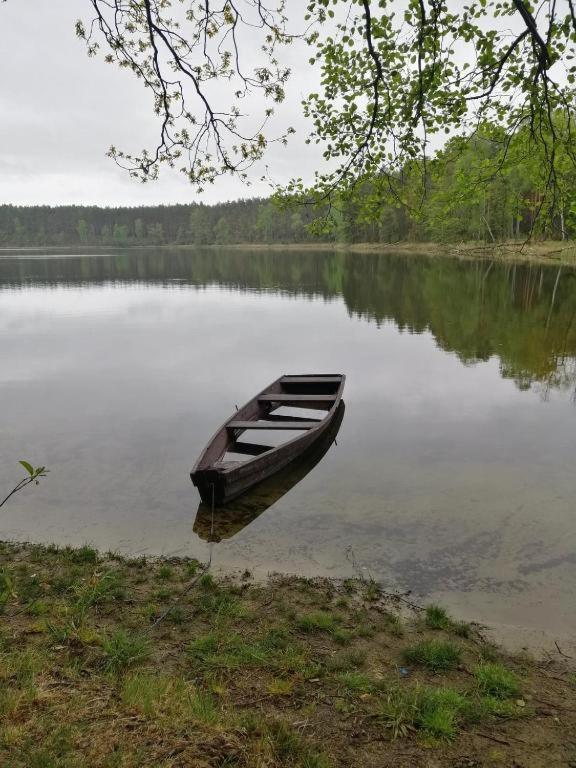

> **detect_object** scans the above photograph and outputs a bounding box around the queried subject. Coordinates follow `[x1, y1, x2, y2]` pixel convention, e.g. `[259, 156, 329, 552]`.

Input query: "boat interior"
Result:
[219, 375, 343, 466]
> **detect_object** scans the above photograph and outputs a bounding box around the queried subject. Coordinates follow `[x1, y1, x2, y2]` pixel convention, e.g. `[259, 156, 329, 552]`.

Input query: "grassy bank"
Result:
[1, 541, 575, 767]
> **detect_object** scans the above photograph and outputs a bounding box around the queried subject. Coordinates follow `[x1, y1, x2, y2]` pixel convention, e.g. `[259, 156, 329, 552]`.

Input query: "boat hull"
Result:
[191, 374, 345, 505]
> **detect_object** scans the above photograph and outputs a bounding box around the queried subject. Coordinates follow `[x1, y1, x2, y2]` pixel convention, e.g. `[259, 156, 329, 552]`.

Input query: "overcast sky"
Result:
[0, 0, 317, 207]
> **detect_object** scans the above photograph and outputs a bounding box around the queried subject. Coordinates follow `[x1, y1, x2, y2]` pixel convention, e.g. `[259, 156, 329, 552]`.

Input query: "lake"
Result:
[1, 248, 575, 651]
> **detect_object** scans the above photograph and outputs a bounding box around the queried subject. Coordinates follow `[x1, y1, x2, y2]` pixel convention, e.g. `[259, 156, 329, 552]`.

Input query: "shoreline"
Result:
[1, 240, 576, 266]
[1, 540, 574, 766]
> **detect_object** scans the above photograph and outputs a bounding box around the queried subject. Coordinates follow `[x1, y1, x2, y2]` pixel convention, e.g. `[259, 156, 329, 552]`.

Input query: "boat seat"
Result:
[227, 420, 318, 430]
[230, 441, 274, 456]
[280, 376, 341, 384]
[264, 414, 321, 423]
[259, 394, 335, 403]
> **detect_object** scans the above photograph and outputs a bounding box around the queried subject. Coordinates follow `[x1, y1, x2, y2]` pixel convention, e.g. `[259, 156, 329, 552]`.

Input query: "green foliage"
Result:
[402, 640, 462, 671]
[67, 545, 98, 565]
[336, 671, 374, 694]
[424, 605, 471, 638]
[101, 630, 150, 674]
[424, 605, 451, 630]
[156, 565, 173, 581]
[296, 611, 340, 634]
[72, 570, 126, 613]
[474, 663, 520, 699]
[187, 630, 309, 676]
[0, 461, 49, 509]
[379, 682, 520, 742]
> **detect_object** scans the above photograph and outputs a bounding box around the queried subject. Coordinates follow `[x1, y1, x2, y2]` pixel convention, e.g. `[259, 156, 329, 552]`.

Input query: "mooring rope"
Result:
[146, 483, 216, 633]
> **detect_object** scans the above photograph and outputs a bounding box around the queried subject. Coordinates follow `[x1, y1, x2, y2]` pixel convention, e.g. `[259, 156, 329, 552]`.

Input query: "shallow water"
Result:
[1, 249, 575, 650]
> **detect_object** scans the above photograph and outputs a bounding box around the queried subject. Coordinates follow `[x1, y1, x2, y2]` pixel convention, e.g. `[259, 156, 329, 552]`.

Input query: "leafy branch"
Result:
[0, 462, 49, 509]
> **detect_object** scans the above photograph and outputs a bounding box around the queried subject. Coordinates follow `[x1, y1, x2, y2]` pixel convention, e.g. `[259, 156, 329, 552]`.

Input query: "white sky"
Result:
[0, 0, 317, 206]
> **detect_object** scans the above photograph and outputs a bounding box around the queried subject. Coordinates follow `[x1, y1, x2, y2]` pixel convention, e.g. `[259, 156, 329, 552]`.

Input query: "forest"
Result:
[2, 125, 575, 249]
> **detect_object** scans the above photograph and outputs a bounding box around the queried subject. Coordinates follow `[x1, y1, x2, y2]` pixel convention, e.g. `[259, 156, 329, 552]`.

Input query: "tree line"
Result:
[2, 124, 576, 248]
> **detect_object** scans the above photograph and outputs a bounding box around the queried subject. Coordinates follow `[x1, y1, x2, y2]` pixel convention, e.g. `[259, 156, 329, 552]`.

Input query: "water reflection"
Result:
[2, 248, 574, 393]
[194, 402, 345, 542]
[1, 249, 576, 653]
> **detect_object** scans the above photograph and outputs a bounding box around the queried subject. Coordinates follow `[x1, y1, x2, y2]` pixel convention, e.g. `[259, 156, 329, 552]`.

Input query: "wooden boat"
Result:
[193, 402, 345, 540]
[191, 374, 345, 505]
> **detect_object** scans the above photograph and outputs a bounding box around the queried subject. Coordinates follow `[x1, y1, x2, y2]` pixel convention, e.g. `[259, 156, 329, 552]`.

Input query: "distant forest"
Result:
[2, 129, 575, 247]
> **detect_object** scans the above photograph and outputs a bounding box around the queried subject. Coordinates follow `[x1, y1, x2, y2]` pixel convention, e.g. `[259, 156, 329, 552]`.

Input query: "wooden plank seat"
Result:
[259, 394, 335, 403]
[280, 376, 341, 384]
[230, 441, 274, 456]
[264, 414, 321, 423]
[227, 420, 318, 430]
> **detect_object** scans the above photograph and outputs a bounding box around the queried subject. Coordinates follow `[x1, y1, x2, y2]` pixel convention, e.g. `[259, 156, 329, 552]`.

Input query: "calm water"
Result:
[1, 249, 575, 649]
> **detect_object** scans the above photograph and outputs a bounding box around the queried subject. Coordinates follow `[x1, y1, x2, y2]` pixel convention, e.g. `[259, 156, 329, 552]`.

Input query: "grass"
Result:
[474, 662, 519, 699]
[187, 629, 312, 677]
[0, 541, 571, 768]
[72, 570, 125, 613]
[101, 630, 150, 674]
[336, 671, 375, 693]
[402, 640, 462, 671]
[156, 565, 173, 581]
[67, 544, 98, 565]
[296, 611, 340, 634]
[425, 604, 472, 638]
[379, 684, 522, 742]
[425, 604, 451, 630]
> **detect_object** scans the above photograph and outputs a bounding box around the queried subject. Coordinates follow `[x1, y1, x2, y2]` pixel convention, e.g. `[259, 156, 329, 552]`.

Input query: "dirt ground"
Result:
[1, 541, 575, 767]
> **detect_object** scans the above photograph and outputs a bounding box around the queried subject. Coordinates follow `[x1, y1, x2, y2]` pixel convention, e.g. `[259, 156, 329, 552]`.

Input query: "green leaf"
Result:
[19, 461, 35, 477]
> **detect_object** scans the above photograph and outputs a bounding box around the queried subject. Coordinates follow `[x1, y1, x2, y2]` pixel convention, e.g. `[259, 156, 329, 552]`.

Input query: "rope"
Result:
[145, 482, 216, 633]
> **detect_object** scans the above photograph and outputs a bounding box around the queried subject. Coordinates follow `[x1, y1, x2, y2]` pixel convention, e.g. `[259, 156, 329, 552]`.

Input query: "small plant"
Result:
[296, 611, 339, 634]
[418, 687, 466, 739]
[187, 689, 219, 724]
[0, 568, 15, 612]
[157, 565, 173, 581]
[336, 671, 374, 693]
[0, 461, 49, 509]
[425, 604, 451, 630]
[452, 621, 472, 638]
[333, 628, 353, 645]
[27, 600, 49, 617]
[342, 579, 356, 594]
[101, 630, 150, 674]
[363, 579, 381, 601]
[68, 545, 98, 565]
[265, 719, 331, 765]
[419, 704, 458, 740]
[267, 678, 294, 695]
[121, 673, 172, 716]
[199, 572, 215, 590]
[379, 686, 419, 739]
[72, 570, 125, 613]
[402, 640, 462, 671]
[168, 606, 187, 625]
[385, 613, 405, 638]
[475, 662, 519, 699]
